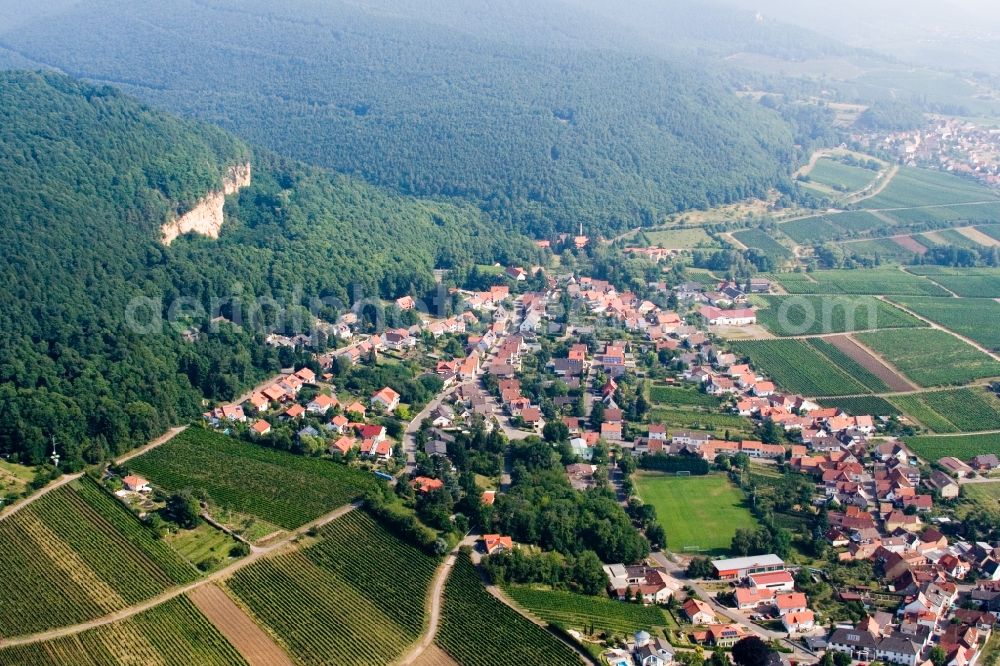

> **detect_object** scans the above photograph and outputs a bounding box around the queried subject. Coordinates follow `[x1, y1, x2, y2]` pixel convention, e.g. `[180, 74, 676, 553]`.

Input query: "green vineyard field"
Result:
[753, 294, 922, 337]
[128, 428, 378, 529]
[816, 396, 900, 416]
[505, 585, 671, 636]
[904, 433, 1000, 460]
[780, 217, 844, 244]
[890, 394, 960, 433]
[856, 329, 1000, 387]
[806, 338, 891, 393]
[890, 296, 1000, 349]
[437, 553, 581, 666]
[648, 385, 721, 408]
[772, 269, 947, 296]
[0, 597, 246, 665]
[859, 168, 998, 209]
[890, 388, 1000, 433]
[904, 267, 1000, 298]
[807, 158, 879, 193]
[730, 339, 870, 397]
[0, 478, 197, 637]
[731, 228, 792, 259]
[226, 509, 437, 665]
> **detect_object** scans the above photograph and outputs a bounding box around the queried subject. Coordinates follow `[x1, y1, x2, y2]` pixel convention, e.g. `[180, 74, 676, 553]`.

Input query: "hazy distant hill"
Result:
[0, 0, 796, 235]
[716, 0, 1000, 74]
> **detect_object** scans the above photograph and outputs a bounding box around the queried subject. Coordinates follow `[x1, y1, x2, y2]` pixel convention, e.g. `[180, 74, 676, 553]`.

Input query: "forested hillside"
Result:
[0, 71, 537, 467]
[0, 0, 796, 235]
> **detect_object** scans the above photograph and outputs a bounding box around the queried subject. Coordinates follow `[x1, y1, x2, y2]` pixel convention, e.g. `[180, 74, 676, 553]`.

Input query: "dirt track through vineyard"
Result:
[411, 645, 459, 666]
[827, 334, 916, 392]
[188, 584, 293, 666]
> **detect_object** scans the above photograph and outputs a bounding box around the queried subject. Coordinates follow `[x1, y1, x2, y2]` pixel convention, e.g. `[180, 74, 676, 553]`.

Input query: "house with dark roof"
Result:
[875, 635, 921, 666]
[829, 627, 879, 661]
[550, 358, 584, 377]
[970, 454, 1000, 471]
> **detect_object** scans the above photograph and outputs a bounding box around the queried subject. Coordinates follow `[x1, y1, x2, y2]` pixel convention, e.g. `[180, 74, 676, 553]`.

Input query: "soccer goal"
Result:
[675, 470, 691, 477]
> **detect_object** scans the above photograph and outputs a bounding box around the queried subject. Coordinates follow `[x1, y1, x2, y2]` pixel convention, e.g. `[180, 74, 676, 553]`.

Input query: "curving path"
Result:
[397, 534, 477, 665]
[846, 164, 898, 204]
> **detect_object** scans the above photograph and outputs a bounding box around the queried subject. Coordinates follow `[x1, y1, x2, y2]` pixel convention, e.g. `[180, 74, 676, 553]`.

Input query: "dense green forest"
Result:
[0, 71, 537, 467]
[0, 0, 796, 236]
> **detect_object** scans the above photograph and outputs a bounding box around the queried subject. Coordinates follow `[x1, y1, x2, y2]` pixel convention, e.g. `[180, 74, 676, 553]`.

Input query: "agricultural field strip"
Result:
[806, 338, 890, 394]
[648, 408, 754, 434]
[855, 328, 1000, 388]
[188, 584, 294, 666]
[0, 502, 361, 648]
[902, 270, 1000, 299]
[891, 297, 1000, 344]
[890, 394, 961, 434]
[805, 158, 881, 193]
[731, 228, 792, 259]
[0, 477, 203, 637]
[751, 294, 924, 338]
[960, 484, 1000, 519]
[871, 199, 1000, 213]
[837, 225, 991, 252]
[889, 388, 1000, 434]
[0, 596, 248, 666]
[772, 269, 948, 297]
[956, 227, 1000, 247]
[876, 298, 1000, 364]
[898, 272, 961, 298]
[858, 167, 999, 209]
[816, 396, 900, 416]
[127, 428, 378, 530]
[398, 544, 467, 666]
[730, 339, 872, 397]
[904, 432, 1000, 461]
[436, 553, 583, 666]
[224, 509, 439, 666]
[648, 385, 721, 408]
[790, 379, 995, 400]
[847, 163, 899, 205]
[822, 334, 916, 393]
[504, 585, 669, 635]
[780, 199, 1000, 244]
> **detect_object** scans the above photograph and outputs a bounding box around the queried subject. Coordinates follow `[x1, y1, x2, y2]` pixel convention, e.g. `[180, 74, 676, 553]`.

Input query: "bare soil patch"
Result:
[957, 226, 1000, 247]
[709, 324, 774, 340]
[188, 584, 293, 666]
[412, 645, 460, 666]
[890, 235, 928, 255]
[827, 334, 916, 392]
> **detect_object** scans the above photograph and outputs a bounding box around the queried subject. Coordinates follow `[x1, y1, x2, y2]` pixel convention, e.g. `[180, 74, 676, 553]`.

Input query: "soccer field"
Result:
[634, 473, 757, 556]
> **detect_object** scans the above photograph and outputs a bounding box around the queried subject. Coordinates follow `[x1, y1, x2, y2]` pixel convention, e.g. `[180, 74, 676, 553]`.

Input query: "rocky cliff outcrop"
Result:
[160, 163, 251, 245]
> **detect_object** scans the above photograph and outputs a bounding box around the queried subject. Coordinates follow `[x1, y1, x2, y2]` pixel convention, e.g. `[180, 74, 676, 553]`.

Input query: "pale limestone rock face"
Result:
[160, 163, 251, 245]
